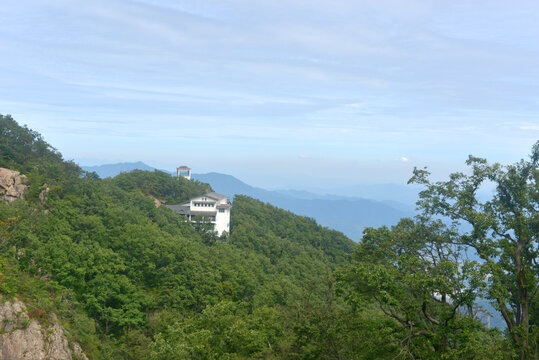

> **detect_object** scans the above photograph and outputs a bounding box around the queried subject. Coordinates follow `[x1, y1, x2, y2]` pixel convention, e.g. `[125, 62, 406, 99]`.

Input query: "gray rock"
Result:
[39, 187, 50, 205]
[0, 321, 46, 360]
[72, 342, 89, 360]
[0, 168, 27, 203]
[45, 322, 72, 360]
[0, 299, 88, 360]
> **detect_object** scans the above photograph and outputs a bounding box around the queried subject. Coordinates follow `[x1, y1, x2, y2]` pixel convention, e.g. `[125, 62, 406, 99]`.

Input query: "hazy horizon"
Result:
[77, 158, 424, 190]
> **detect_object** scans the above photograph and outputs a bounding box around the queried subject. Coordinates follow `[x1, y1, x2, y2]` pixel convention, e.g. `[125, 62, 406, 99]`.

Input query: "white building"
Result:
[167, 192, 231, 236]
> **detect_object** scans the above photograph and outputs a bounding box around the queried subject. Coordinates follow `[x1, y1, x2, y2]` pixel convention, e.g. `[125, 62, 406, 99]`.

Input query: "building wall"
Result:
[214, 208, 230, 236]
[189, 195, 226, 208]
[190, 200, 216, 210]
[177, 168, 191, 180]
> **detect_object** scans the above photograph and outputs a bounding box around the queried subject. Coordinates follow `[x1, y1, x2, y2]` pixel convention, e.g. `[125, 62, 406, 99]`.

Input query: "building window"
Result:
[219, 209, 225, 213]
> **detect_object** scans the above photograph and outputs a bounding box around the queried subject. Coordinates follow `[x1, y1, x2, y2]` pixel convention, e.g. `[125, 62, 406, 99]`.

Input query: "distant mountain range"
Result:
[82, 161, 156, 178]
[193, 172, 415, 241]
[82, 162, 416, 241]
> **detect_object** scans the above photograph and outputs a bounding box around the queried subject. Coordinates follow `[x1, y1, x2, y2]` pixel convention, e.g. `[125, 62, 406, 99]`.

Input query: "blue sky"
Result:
[1, 0, 538, 189]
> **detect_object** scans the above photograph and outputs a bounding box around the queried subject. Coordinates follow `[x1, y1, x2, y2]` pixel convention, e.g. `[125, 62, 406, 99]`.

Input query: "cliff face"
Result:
[0, 300, 88, 360]
[0, 168, 27, 203]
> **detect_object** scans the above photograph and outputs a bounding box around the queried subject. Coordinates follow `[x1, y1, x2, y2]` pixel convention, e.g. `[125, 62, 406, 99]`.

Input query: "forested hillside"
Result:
[0, 114, 535, 359]
[0, 114, 360, 358]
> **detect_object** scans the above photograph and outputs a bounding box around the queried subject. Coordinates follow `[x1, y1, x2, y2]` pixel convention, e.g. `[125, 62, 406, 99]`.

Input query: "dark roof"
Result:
[216, 203, 232, 209]
[166, 204, 220, 217]
[166, 204, 191, 215]
[190, 211, 217, 217]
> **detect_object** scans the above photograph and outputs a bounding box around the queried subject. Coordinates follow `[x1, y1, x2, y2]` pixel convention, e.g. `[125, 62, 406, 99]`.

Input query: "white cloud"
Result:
[400, 157, 410, 162]
[519, 125, 539, 131]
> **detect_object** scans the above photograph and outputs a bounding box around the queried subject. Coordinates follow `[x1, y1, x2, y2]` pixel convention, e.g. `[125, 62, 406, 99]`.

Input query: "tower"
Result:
[177, 166, 191, 180]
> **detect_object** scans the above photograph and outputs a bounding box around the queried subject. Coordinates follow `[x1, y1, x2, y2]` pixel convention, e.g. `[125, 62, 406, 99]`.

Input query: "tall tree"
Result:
[409, 141, 538, 359]
[337, 218, 503, 359]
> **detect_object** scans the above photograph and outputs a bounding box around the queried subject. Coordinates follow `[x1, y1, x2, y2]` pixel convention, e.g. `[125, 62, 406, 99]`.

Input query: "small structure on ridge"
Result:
[177, 166, 191, 180]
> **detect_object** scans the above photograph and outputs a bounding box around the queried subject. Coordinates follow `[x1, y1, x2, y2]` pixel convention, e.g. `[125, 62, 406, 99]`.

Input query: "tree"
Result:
[337, 218, 504, 359]
[409, 141, 538, 359]
[0, 113, 63, 172]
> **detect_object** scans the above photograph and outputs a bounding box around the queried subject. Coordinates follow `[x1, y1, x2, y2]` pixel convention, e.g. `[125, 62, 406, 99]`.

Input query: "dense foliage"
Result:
[110, 169, 212, 204]
[0, 114, 536, 359]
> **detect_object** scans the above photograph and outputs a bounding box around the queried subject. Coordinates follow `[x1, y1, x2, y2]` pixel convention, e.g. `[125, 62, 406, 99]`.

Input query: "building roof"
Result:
[204, 192, 228, 200]
[216, 203, 232, 209]
[177, 166, 191, 170]
[166, 204, 191, 215]
[166, 204, 221, 217]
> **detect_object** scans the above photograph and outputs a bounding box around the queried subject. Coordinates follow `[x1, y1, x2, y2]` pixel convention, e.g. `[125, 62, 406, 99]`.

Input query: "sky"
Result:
[1, 0, 538, 189]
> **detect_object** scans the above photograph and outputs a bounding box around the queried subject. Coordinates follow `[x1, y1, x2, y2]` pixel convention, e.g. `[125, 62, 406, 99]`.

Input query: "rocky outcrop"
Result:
[149, 195, 166, 208]
[39, 186, 50, 205]
[0, 168, 28, 203]
[0, 300, 88, 360]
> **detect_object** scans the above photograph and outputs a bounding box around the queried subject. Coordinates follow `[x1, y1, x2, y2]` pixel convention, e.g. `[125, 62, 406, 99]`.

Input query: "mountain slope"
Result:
[321, 183, 420, 207]
[0, 114, 358, 359]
